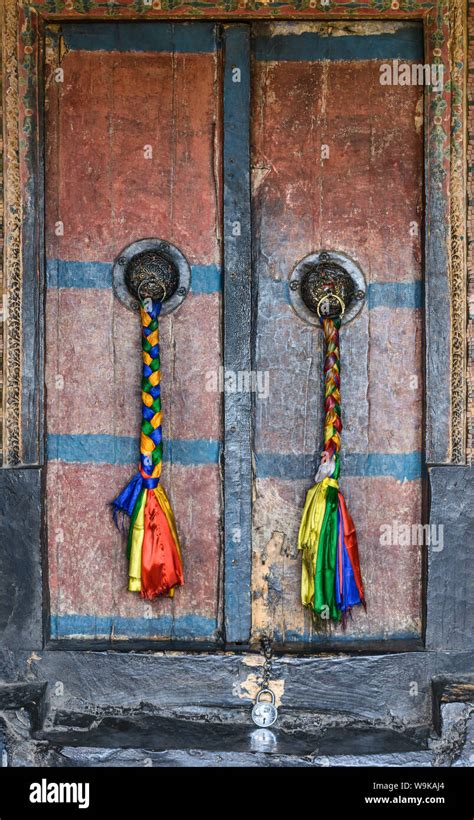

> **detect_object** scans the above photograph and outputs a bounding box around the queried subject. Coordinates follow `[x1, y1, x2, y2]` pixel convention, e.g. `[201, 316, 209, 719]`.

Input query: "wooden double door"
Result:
[44, 20, 424, 648]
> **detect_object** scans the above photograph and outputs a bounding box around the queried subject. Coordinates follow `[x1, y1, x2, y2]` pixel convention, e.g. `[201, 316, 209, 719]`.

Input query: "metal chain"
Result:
[259, 635, 273, 690]
[251, 635, 278, 727]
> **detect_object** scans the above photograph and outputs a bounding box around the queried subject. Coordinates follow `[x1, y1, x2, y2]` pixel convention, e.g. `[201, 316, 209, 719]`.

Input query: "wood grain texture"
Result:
[250, 22, 424, 645]
[44, 25, 223, 641]
[223, 26, 253, 645]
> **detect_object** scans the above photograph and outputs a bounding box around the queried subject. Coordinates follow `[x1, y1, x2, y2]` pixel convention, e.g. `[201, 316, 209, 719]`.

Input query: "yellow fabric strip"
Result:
[140, 432, 154, 453]
[140, 308, 152, 328]
[298, 477, 339, 608]
[149, 371, 160, 387]
[143, 352, 152, 367]
[155, 485, 182, 561]
[142, 392, 154, 408]
[148, 329, 159, 347]
[128, 491, 146, 592]
[151, 411, 163, 428]
[151, 463, 162, 479]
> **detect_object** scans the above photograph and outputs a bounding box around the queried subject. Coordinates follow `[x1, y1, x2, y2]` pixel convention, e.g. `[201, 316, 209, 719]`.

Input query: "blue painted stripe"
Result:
[62, 22, 216, 54]
[368, 281, 422, 309]
[46, 259, 221, 294]
[47, 259, 111, 289]
[50, 613, 216, 640]
[256, 452, 422, 482]
[48, 435, 421, 479]
[254, 28, 423, 63]
[260, 279, 422, 310]
[46, 261, 420, 307]
[274, 627, 420, 643]
[47, 434, 220, 466]
[189, 264, 222, 294]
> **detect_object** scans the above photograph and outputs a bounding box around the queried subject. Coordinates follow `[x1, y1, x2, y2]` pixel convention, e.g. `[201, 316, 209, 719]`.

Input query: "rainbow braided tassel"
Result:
[298, 317, 364, 624]
[112, 298, 184, 599]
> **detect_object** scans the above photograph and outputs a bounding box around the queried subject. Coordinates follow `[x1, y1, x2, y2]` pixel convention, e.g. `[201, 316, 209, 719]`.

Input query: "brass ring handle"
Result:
[316, 292, 346, 318]
[137, 278, 167, 303]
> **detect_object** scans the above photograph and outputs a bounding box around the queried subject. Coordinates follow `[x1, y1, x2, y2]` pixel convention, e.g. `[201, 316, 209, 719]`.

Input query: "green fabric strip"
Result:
[126, 488, 145, 561]
[314, 485, 340, 622]
[152, 442, 163, 466]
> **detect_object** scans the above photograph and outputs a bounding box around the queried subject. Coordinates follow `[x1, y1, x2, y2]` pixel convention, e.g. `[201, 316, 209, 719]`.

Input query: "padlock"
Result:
[251, 688, 278, 727]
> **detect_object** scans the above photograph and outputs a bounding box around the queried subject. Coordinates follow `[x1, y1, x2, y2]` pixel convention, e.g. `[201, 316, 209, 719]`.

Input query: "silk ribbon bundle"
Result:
[298, 316, 365, 624]
[112, 297, 184, 599]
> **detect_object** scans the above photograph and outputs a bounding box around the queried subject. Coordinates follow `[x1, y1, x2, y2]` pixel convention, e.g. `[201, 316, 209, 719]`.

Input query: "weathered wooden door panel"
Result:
[251, 22, 424, 645]
[45, 22, 223, 642]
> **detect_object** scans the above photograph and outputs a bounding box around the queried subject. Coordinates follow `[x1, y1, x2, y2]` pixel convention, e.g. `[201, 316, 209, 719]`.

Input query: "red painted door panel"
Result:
[45, 23, 223, 642]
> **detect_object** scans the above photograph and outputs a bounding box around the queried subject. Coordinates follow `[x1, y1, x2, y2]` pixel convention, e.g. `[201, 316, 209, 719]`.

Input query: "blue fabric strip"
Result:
[46, 259, 221, 295]
[254, 27, 423, 63]
[62, 22, 216, 54]
[47, 434, 220, 466]
[335, 504, 362, 612]
[255, 451, 422, 482]
[50, 613, 217, 640]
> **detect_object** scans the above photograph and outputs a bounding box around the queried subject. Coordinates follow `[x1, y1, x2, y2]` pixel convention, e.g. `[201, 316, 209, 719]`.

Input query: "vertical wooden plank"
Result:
[18, 7, 44, 465]
[223, 25, 252, 644]
[423, 14, 451, 464]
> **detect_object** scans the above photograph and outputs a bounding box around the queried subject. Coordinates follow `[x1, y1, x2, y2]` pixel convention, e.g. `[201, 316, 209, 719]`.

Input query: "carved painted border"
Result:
[0, 0, 468, 465]
[449, 0, 468, 465]
[2, 0, 22, 466]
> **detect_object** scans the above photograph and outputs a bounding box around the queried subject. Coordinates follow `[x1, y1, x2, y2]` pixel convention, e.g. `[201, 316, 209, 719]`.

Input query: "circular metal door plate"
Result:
[112, 238, 191, 315]
[289, 250, 366, 326]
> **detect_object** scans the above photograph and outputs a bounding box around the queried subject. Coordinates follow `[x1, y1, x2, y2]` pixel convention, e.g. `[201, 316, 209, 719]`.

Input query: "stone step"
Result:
[36, 711, 429, 758]
[53, 745, 436, 768]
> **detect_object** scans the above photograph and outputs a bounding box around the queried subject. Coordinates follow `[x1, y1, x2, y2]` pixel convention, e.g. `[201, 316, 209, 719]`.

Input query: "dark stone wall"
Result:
[0, 469, 43, 650]
[427, 468, 474, 651]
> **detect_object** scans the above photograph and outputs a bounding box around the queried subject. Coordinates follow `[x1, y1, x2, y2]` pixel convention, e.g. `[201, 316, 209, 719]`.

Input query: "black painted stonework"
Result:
[0, 466, 473, 762]
[427, 467, 474, 651]
[0, 469, 43, 650]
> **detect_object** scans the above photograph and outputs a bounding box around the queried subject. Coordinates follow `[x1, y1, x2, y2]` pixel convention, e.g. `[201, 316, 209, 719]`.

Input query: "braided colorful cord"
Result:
[112, 298, 184, 599]
[298, 317, 365, 624]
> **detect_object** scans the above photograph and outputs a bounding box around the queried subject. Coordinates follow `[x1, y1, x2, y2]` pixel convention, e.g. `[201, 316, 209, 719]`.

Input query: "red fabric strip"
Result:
[141, 490, 184, 599]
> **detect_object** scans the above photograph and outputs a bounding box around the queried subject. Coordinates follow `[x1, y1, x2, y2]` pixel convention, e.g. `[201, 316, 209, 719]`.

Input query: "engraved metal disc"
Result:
[289, 250, 366, 326]
[112, 238, 191, 315]
[125, 249, 180, 302]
